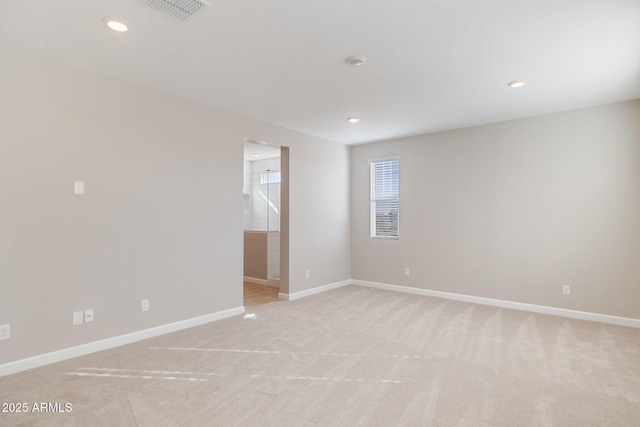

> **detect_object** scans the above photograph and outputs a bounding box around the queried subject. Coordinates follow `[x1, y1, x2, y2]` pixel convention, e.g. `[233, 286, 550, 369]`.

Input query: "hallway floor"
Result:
[243, 281, 280, 307]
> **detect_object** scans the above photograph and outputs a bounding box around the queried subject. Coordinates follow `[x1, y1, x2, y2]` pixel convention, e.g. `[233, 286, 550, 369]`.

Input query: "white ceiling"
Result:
[243, 139, 280, 161]
[1, 0, 639, 145]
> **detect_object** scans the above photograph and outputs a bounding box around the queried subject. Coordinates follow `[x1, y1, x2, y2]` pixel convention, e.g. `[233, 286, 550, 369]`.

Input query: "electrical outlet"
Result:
[73, 311, 84, 325]
[0, 324, 10, 340]
[74, 181, 84, 195]
[84, 309, 94, 323]
[405, 268, 411, 276]
[563, 285, 571, 295]
[305, 270, 310, 279]
[141, 299, 149, 312]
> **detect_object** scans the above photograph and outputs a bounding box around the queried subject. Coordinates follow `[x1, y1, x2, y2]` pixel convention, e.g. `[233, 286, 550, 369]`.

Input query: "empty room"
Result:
[1, 0, 639, 425]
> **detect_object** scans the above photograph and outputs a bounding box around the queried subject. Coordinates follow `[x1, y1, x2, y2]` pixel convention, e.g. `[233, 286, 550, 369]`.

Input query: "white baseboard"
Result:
[279, 279, 351, 301]
[352, 279, 640, 329]
[4, 279, 637, 377]
[244, 277, 279, 288]
[0, 306, 245, 377]
[243, 276, 268, 286]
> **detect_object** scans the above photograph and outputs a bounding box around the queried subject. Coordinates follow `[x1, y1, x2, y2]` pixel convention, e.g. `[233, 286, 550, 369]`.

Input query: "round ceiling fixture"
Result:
[507, 79, 526, 88]
[103, 17, 129, 32]
[347, 117, 360, 123]
[345, 55, 366, 67]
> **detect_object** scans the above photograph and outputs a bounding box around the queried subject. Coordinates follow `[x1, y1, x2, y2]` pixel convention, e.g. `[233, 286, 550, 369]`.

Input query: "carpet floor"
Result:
[1, 285, 639, 426]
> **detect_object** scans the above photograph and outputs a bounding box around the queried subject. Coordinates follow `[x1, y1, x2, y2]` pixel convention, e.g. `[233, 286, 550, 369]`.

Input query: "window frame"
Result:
[368, 156, 400, 239]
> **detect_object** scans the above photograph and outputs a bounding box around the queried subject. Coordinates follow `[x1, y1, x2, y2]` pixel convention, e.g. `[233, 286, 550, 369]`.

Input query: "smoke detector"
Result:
[134, 0, 211, 23]
[345, 55, 367, 67]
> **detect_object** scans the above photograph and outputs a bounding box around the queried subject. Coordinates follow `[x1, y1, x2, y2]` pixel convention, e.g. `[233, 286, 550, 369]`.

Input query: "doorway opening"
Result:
[242, 139, 287, 307]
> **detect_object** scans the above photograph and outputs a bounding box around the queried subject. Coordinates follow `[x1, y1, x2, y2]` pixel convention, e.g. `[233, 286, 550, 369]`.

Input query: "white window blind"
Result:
[369, 158, 399, 238]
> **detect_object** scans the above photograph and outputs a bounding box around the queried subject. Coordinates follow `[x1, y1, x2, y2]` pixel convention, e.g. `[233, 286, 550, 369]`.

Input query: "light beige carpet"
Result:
[1, 285, 639, 426]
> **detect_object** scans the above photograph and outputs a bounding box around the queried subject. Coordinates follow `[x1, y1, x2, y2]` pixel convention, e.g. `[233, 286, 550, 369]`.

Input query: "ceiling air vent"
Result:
[134, 0, 211, 23]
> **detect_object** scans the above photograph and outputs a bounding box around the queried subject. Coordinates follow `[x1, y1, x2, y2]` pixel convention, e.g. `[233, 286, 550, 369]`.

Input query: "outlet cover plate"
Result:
[0, 324, 10, 340]
[74, 181, 85, 195]
[73, 311, 84, 325]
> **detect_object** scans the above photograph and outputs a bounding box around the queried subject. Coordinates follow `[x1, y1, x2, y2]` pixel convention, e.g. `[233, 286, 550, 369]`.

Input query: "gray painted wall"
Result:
[0, 47, 351, 365]
[351, 100, 640, 319]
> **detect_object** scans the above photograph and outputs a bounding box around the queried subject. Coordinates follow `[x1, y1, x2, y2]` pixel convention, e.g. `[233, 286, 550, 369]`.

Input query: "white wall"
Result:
[0, 47, 351, 366]
[351, 100, 640, 319]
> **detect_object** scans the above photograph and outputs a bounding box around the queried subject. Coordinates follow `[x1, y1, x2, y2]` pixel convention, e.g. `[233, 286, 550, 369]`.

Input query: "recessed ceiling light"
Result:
[252, 153, 260, 157]
[347, 117, 360, 123]
[345, 55, 366, 67]
[507, 80, 526, 88]
[103, 17, 129, 32]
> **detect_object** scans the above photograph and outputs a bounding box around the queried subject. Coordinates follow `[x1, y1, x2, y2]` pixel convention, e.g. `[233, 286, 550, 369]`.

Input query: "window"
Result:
[369, 157, 399, 238]
[260, 171, 281, 184]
